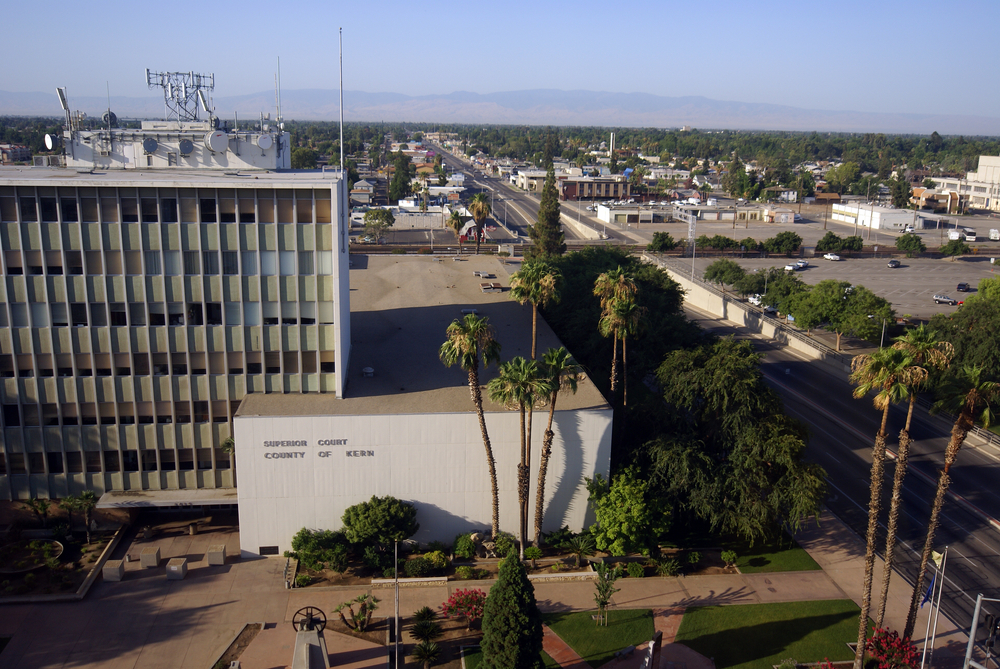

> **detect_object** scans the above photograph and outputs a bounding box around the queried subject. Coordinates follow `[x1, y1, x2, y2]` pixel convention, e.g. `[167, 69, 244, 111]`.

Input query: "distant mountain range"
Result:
[2, 88, 998, 136]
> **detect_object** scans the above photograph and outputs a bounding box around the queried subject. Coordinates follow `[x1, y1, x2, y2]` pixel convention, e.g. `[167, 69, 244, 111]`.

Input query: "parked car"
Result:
[904, 225, 915, 233]
[747, 294, 763, 306]
[933, 294, 958, 305]
[823, 253, 841, 261]
[956, 282, 970, 292]
[784, 264, 797, 271]
[887, 259, 901, 268]
[763, 305, 777, 316]
[795, 259, 809, 269]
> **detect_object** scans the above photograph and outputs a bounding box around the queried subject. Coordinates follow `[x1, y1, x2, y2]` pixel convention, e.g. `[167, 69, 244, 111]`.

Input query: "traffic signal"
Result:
[985, 613, 1000, 649]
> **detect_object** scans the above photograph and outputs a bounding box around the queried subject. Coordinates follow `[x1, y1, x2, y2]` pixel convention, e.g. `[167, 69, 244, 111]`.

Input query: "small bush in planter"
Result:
[687, 551, 702, 567]
[721, 550, 738, 568]
[405, 557, 433, 578]
[524, 546, 543, 568]
[411, 620, 443, 642]
[423, 551, 449, 571]
[295, 574, 311, 587]
[493, 532, 516, 558]
[453, 534, 476, 560]
[383, 567, 396, 579]
[626, 562, 644, 578]
[455, 565, 476, 580]
[412, 606, 438, 622]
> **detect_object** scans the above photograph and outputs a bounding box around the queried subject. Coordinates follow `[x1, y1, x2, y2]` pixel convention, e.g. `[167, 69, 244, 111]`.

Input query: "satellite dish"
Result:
[204, 131, 228, 153]
[44, 134, 61, 151]
[142, 138, 158, 154]
[256, 134, 273, 150]
[103, 111, 118, 127]
[179, 139, 194, 156]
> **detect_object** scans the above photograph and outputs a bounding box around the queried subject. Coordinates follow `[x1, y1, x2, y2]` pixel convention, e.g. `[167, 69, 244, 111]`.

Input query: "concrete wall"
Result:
[234, 407, 613, 556]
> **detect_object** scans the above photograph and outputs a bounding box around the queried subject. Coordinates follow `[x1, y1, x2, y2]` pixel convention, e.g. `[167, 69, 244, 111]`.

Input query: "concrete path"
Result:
[543, 624, 591, 669]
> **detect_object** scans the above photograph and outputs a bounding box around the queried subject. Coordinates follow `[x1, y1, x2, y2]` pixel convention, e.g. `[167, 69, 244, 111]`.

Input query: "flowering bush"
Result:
[865, 628, 918, 669]
[442, 588, 487, 629]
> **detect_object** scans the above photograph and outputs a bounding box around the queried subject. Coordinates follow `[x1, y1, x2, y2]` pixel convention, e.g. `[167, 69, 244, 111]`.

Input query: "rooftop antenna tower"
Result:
[275, 57, 283, 129]
[145, 69, 215, 122]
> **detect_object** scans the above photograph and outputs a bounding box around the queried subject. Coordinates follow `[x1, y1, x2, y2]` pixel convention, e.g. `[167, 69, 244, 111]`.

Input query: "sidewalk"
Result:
[0, 511, 971, 669]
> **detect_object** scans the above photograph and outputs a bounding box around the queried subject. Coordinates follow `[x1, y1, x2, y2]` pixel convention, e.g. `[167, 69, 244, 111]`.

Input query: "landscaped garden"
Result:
[0, 533, 111, 596]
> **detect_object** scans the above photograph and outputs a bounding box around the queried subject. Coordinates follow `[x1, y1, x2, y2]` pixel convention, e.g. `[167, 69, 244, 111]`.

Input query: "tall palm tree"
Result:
[849, 347, 918, 669]
[222, 435, 237, 487]
[610, 297, 646, 407]
[440, 314, 503, 539]
[488, 356, 549, 558]
[903, 365, 999, 638]
[533, 347, 580, 547]
[509, 260, 562, 361]
[593, 269, 638, 395]
[874, 327, 952, 629]
[468, 192, 491, 255]
[447, 210, 465, 253]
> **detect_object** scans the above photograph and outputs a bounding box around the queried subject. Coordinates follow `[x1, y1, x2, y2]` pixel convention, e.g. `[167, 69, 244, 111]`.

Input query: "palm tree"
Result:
[534, 347, 581, 546]
[509, 260, 562, 361]
[440, 314, 502, 539]
[58, 496, 79, 531]
[849, 347, 918, 669]
[610, 297, 646, 406]
[411, 641, 441, 669]
[468, 192, 491, 255]
[593, 269, 638, 396]
[488, 356, 549, 558]
[903, 365, 999, 639]
[78, 490, 98, 544]
[447, 210, 465, 253]
[222, 436, 236, 487]
[873, 327, 952, 629]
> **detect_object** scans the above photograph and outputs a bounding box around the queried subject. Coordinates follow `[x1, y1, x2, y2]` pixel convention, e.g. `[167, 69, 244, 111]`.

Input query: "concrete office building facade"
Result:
[0, 170, 351, 501]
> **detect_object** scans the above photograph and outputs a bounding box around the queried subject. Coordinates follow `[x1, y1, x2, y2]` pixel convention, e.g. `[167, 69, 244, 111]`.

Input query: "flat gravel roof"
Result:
[237, 253, 609, 417]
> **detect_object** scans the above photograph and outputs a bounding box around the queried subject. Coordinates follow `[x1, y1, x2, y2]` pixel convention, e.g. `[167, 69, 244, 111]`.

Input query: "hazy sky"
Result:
[4, 0, 998, 118]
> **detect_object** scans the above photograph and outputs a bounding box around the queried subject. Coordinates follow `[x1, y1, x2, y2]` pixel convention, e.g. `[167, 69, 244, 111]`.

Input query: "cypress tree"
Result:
[527, 165, 566, 259]
[480, 556, 543, 669]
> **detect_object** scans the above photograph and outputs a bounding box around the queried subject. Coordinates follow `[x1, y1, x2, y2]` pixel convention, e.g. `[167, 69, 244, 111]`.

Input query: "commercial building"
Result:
[233, 255, 612, 555]
[557, 175, 631, 202]
[831, 203, 938, 231]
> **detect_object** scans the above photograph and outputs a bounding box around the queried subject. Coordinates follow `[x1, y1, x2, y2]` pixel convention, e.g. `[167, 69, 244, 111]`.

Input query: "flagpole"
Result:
[920, 572, 936, 669]
[927, 547, 949, 669]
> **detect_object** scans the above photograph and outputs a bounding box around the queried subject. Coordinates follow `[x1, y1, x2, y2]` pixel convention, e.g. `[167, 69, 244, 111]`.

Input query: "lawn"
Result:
[463, 646, 559, 669]
[663, 523, 820, 573]
[543, 609, 654, 668]
[675, 600, 860, 669]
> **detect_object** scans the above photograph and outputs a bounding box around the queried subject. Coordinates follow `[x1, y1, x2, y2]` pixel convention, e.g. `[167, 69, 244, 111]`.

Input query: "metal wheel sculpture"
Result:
[292, 606, 327, 632]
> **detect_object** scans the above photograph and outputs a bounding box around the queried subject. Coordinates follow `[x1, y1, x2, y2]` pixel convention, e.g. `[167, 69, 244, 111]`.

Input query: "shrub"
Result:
[480, 557, 543, 667]
[335, 594, 380, 632]
[364, 545, 391, 572]
[423, 550, 449, 571]
[405, 557, 433, 578]
[543, 526, 573, 547]
[941, 239, 970, 256]
[46, 557, 61, 570]
[647, 232, 677, 252]
[411, 620, 443, 642]
[383, 567, 396, 579]
[523, 546, 542, 567]
[342, 495, 419, 546]
[455, 565, 476, 580]
[895, 233, 926, 255]
[412, 606, 438, 622]
[687, 551, 702, 566]
[763, 231, 803, 256]
[391, 248, 407, 254]
[493, 532, 516, 558]
[721, 550, 738, 567]
[411, 641, 441, 669]
[442, 588, 487, 629]
[24, 573, 36, 587]
[655, 558, 681, 577]
[842, 235, 864, 252]
[418, 247, 432, 254]
[426, 540, 450, 554]
[626, 562, 644, 578]
[454, 533, 477, 560]
[864, 627, 918, 669]
[815, 231, 843, 253]
[295, 574, 311, 587]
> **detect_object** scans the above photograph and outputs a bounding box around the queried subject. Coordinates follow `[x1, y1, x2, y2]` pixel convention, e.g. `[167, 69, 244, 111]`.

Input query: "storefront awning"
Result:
[96, 488, 238, 509]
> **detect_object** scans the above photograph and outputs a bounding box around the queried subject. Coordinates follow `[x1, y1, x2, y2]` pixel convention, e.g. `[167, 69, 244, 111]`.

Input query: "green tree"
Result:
[874, 328, 952, 630]
[895, 233, 926, 256]
[890, 177, 912, 208]
[849, 347, 924, 669]
[363, 208, 395, 242]
[440, 314, 502, 539]
[389, 152, 414, 202]
[411, 641, 441, 669]
[647, 232, 677, 252]
[927, 292, 1000, 379]
[841, 235, 864, 252]
[796, 171, 816, 198]
[468, 192, 491, 255]
[825, 162, 860, 194]
[940, 239, 970, 256]
[649, 338, 826, 543]
[480, 556, 544, 669]
[527, 165, 566, 259]
[586, 467, 670, 556]
[815, 231, 844, 253]
[23, 498, 51, 528]
[789, 281, 894, 351]
[593, 563, 621, 627]
[703, 259, 746, 292]
[534, 348, 581, 546]
[58, 496, 79, 530]
[509, 261, 562, 360]
[488, 357, 549, 557]
[291, 147, 318, 169]
[904, 365, 999, 639]
[599, 297, 646, 406]
[593, 269, 639, 396]
[78, 490, 97, 544]
[447, 210, 466, 252]
[762, 231, 802, 256]
[341, 495, 418, 546]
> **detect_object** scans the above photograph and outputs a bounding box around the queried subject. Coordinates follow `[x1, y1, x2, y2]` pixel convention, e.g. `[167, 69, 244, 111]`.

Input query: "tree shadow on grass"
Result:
[678, 610, 857, 669]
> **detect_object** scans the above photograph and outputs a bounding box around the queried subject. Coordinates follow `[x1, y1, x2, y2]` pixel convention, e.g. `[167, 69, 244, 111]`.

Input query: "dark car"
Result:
[956, 282, 970, 292]
[887, 259, 901, 268]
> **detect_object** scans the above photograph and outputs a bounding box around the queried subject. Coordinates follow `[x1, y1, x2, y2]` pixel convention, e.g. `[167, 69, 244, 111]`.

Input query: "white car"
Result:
[795, 259, 809, 269]
[747, 294, 762, 306]
[823, 253, 841, 261]
[784, 264, 797, 271]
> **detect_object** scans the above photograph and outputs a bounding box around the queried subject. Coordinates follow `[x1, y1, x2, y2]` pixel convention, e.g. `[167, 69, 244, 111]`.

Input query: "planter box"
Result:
[103, 559, 125, 582]
[371, 576, 448, 588]
[140, 546, 160, 568]
[207, 544, 227, 566]
[166, 557, 187, 580]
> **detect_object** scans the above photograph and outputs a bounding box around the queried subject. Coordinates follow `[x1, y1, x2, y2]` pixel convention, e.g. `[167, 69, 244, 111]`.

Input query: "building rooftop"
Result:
[237, 254, 609, 417]
[0, 166, 344, 186]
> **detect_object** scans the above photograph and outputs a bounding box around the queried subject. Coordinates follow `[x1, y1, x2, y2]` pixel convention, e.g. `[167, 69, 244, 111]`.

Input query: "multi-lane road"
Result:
[686, 304, 1000, 639]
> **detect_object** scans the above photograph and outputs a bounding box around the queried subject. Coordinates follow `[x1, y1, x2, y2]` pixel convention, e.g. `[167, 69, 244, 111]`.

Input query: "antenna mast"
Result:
[145, 69, 215, 122]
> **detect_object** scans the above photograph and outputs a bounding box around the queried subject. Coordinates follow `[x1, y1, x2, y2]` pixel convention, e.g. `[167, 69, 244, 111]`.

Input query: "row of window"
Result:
[1, 398, 241, 427]
[2, 249, 333, 277]
[1, 300, 333, 328]
[0, 449, 229, 475]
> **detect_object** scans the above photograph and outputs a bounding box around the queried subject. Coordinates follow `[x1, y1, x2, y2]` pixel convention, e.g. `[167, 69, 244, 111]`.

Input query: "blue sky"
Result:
[4, 0, 998, 118]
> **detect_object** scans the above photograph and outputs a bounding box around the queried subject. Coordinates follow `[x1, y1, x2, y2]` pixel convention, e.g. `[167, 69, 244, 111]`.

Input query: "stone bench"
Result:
[103, 559, 125, 582]
[166, 557, 188, 580]
[140, 546, 161, 568]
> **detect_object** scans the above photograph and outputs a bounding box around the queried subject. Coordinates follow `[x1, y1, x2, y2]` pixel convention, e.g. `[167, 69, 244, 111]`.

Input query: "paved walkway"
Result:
[0, 511, 974, 669]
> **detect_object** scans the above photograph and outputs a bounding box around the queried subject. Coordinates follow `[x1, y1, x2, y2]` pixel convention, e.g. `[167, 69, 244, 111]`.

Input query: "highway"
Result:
[683, 304, 1000, 637]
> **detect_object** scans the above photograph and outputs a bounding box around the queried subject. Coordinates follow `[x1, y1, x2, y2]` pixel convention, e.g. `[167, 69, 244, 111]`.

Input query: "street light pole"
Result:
[394, 539, 399, 668]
